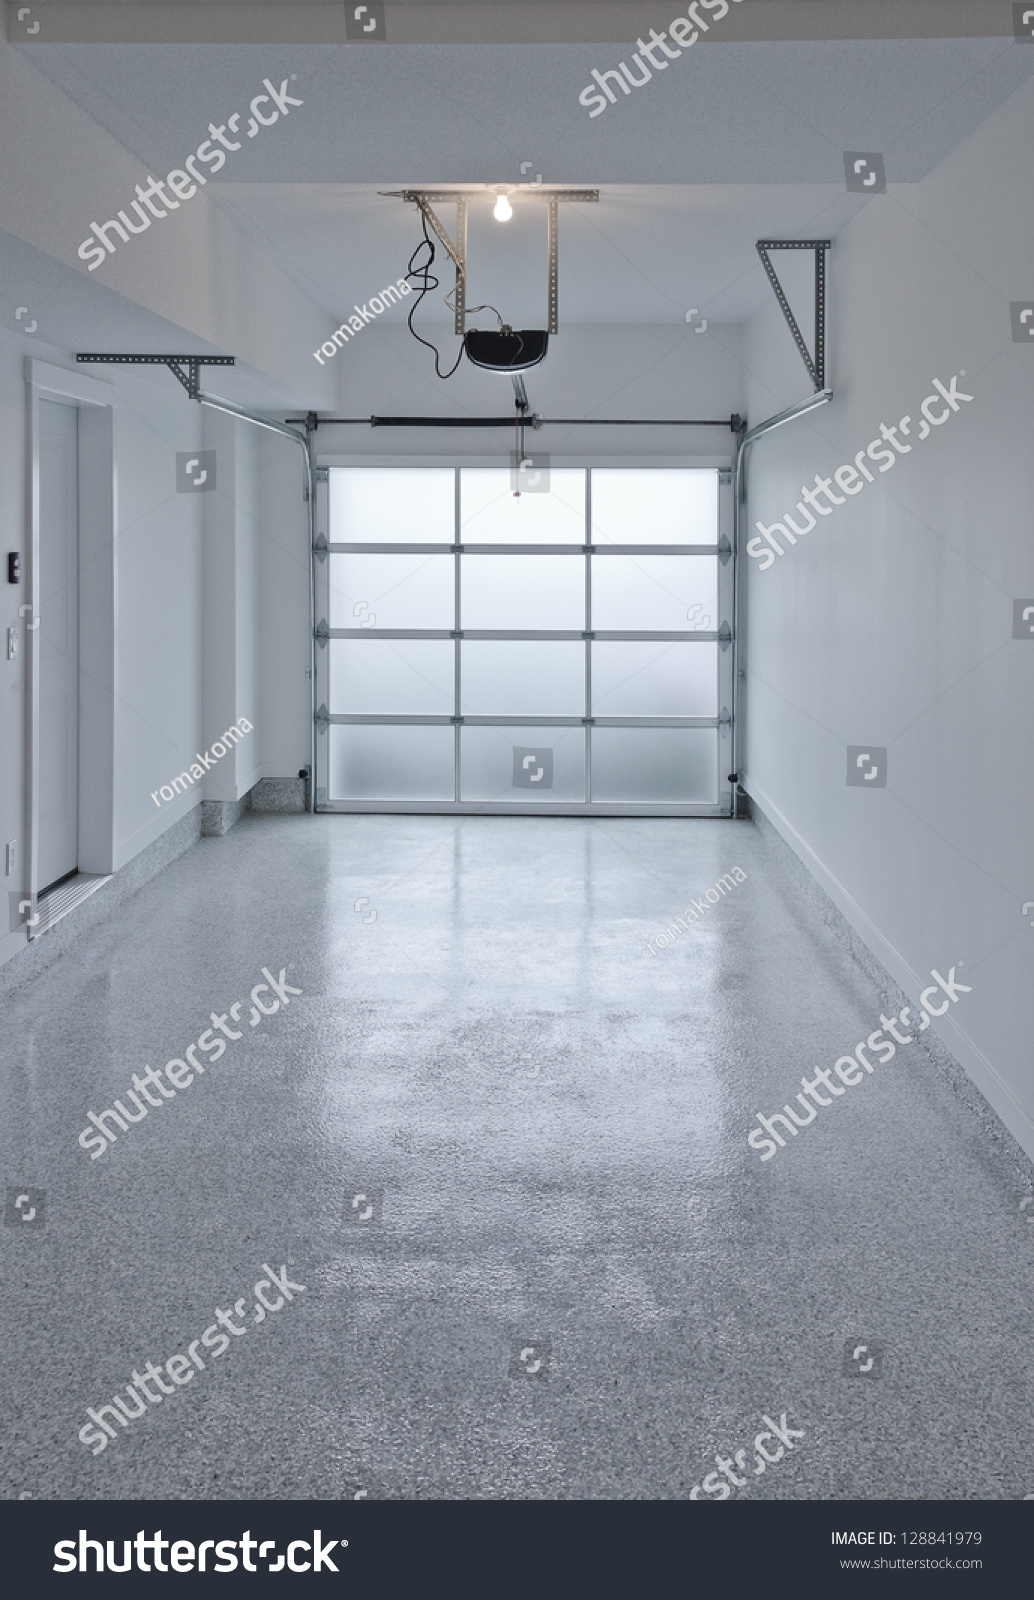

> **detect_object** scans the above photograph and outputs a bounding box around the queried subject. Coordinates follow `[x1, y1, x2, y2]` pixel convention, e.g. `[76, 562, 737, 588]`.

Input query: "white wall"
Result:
[203, 409, 311, 797]
[741, 77, 1034, 1159]
[0, 337, 313, 976]
[0, 42, 334, 407]
[257, 430, 312, 783]
[111, 366, 205, 861]
[0, 338, 207, 967]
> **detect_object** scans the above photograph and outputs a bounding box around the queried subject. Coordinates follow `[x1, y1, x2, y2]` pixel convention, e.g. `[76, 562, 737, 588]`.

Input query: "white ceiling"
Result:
[25, 37, 1028, 187]
[17, 31, 1030, 331]
[4, 25, 1030, 394]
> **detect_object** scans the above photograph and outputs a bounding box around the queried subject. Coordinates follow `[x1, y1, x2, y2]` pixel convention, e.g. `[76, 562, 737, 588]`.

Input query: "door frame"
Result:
[24, 360, 117, 939]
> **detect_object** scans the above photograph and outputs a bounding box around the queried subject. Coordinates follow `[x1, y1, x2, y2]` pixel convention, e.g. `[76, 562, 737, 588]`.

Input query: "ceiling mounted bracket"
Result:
[547, 196, 559, 335]
[755, 240, 831, 391]
[76, 353, 235, 400]
[389, 189, 597, 336]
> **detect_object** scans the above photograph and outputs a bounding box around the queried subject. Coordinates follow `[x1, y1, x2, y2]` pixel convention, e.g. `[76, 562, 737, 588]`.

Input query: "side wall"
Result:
[0, 339, 309, 975]
[741, 77, 1034, 1159]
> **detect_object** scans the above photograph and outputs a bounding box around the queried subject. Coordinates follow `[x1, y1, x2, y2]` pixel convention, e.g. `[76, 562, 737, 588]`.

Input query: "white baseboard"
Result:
[744, 776, 1034, 1165]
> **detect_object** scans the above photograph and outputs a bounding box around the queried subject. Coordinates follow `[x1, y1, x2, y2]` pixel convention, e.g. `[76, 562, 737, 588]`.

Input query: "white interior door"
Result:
[37, 397, 79, 891]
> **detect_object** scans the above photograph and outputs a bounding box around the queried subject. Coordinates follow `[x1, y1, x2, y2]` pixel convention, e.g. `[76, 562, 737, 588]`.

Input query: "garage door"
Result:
[313, 465, 734, 814]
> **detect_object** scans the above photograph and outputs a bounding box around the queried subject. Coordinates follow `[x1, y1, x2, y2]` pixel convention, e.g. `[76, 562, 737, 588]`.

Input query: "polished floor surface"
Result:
[2, 814, 1032, 1500]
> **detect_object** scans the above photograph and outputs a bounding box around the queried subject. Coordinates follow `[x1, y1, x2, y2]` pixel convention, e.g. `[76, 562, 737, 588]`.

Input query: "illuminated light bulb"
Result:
[493, 193, 513, 222]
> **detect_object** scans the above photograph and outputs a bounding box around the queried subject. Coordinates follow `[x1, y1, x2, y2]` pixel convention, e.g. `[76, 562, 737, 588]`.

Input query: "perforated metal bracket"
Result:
[547, 196, 559, 335]
[76, 353, 234, 399]
[390, 189, 597, 336]
[755, 240, 830, 391]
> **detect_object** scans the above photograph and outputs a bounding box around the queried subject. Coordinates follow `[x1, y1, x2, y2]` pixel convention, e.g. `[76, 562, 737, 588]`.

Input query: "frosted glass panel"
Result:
[462, 555, 584, 630]
[461, 725, 585, 802]
[329, 640, 454, 715]
[329, 468, 454, 542]
[592, 642, 717, 717]
[591, 728, 718, 803]
[328, 724, 454, 800]
[461, 469, 585, 544]
[461, 641, 584, 716]
[591, 469, 718, 545]
[592, 555, 719, 632]
[328, 553, 454, 629]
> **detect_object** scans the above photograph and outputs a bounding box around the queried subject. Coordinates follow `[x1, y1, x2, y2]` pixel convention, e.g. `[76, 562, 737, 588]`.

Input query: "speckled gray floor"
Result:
[2, 814, 1032, 1501]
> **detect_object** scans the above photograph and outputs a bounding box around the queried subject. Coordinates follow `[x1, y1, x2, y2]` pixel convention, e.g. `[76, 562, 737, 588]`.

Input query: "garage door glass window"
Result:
[316, 467, 730, 811]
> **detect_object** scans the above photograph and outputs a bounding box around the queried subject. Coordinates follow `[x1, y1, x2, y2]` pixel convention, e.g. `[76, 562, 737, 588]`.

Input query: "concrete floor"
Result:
[2, 813, 1032, 1501]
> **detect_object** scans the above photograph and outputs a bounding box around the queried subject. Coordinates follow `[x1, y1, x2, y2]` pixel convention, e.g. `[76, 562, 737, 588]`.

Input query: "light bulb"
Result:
[493, 193, 513, 222]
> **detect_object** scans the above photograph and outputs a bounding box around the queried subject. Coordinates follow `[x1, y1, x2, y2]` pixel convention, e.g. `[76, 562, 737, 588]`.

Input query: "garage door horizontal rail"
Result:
[316, 713, 724, 728]
[322, 628, 720, 642]
[323, 542, 721, 556]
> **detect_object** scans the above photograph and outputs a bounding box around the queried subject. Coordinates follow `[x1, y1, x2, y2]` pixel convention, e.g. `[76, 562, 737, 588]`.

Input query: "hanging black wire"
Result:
[403, 211, 466, 380]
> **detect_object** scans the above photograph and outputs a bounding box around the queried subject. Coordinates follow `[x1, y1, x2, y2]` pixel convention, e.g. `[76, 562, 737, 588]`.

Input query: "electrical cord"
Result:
[444, 284, 505, 329]
[403, 210, 510, 378]
[403, 212, 465, 379]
